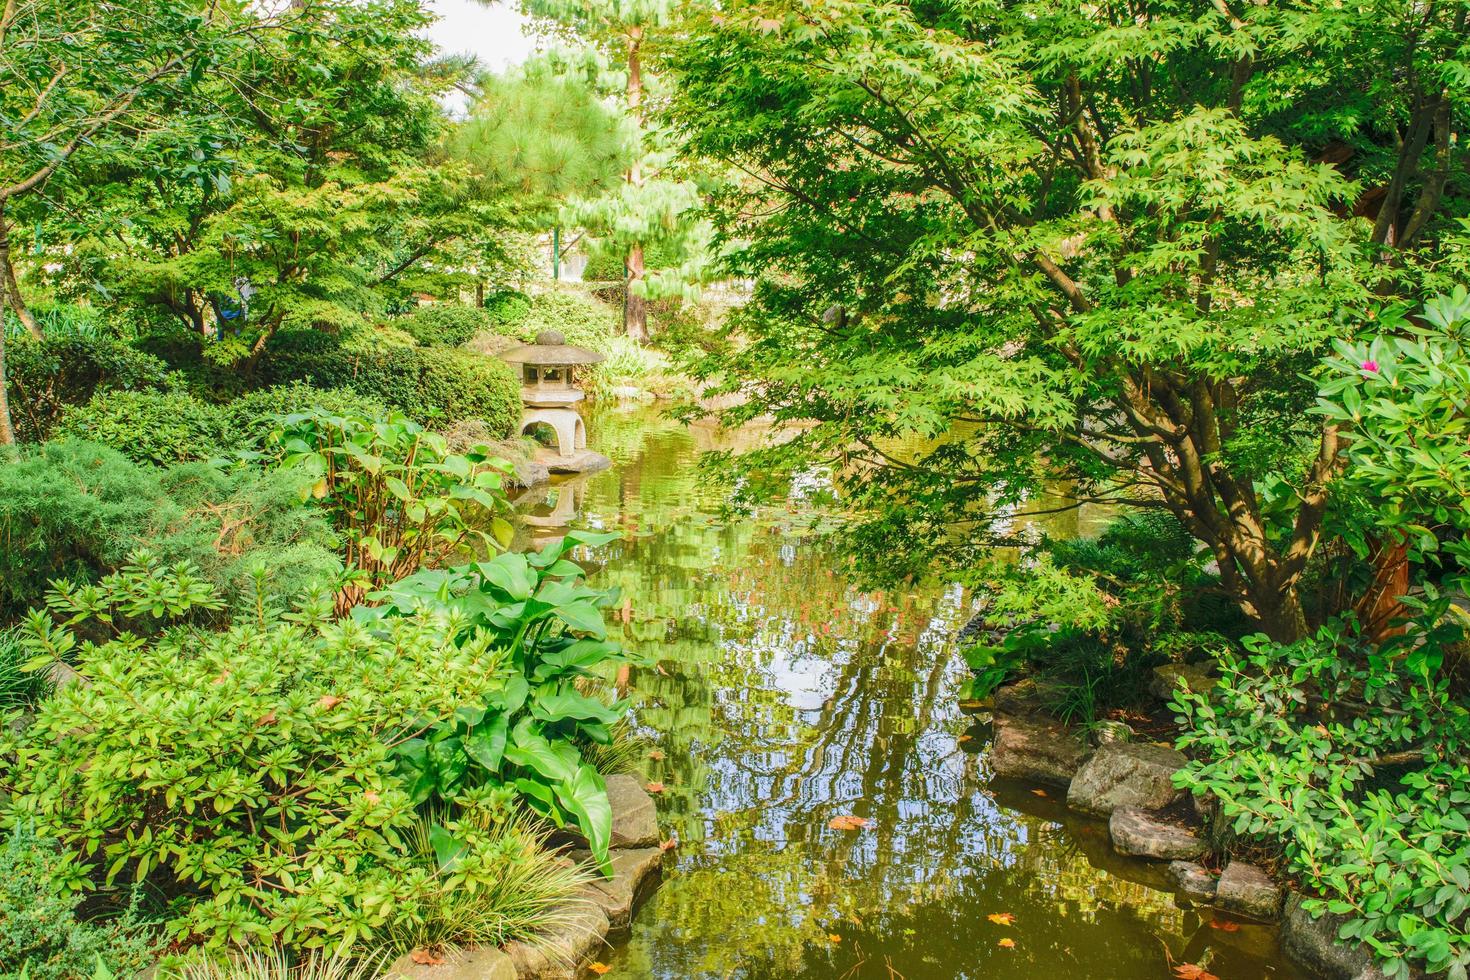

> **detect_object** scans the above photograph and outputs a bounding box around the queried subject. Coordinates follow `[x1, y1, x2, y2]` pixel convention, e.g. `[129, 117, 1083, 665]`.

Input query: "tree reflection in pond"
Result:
[523, 407, 1303, 980]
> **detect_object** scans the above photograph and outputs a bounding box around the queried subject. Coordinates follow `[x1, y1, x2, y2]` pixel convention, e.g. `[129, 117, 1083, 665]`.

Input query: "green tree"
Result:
[663, 0, 1470, 641]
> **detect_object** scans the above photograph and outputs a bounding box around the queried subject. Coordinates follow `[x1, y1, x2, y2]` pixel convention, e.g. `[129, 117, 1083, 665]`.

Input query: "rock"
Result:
[512, 457, 551, 488]
[46, 661, 87, 689]
[388, 949, 516, 980]
[1088, 720, 1134, 746]
[1168, 861, 1218, 903]
[502, 901, 609, 980]
[1150, 662, 1216, 702]
[1280, 893, 1407, 980]
[538, 449, 612, 475]
[571, 846, 664, 930]
[1109, 806, 1206, 860]
[1066, 742, 1186, 816]
[990, 715, 1091, 788]
[606, 775, 660, 848]
[605, 385, 653, 402]
[1214, 861, 1283, 920]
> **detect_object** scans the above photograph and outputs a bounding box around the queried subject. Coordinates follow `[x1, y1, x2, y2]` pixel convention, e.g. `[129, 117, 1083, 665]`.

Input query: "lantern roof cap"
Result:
[499, 329, 605, 366]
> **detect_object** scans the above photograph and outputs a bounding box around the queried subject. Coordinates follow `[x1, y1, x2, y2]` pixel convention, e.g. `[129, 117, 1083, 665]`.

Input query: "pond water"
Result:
[513, 406, 1306, 980]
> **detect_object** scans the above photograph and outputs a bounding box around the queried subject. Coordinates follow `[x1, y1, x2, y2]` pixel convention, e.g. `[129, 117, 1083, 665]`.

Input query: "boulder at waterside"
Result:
[1214, 861, 1283, 921]
[1280, 893, 1416, 980]
[388, 948, 517, 980]
[1109, 806, 1206, 861]
[1066, 742, 1186, 816]
[1149, 662, 1216, 702]
[503, 900, 610, 980]
[572, 845, 664, 931]
[1168, 861, 1218, 903]
[990, 715, 1091, 787]
[606, 774, 660, 848]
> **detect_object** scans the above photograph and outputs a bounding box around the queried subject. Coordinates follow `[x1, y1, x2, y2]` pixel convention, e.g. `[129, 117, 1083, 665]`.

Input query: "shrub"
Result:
[220, 383, 389, 448]
[4, 336, 169, 442]
[259, 332, 522, 435]
[395, 306, 495, 348]
[0, 825, 157, 980]
[517, 291, 617, 353]
[482, 290, 530, 328]
[1175, 603, 1470, 980]
[0, 440, 339, 619]
[56, 389, 228, 465]
[268, 410, 512, 613]
[2, 563, 518, 951]
[0, 628, 52, 712]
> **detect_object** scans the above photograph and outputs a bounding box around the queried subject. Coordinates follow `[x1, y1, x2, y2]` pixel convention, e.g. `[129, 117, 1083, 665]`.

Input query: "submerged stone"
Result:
[1109, 806, 1206, 860]
[1215, 861, 1283, 920]
[571, 845, 664, 931]
[990, 714, 1091, 788]
[1066, 742, 1186, 816]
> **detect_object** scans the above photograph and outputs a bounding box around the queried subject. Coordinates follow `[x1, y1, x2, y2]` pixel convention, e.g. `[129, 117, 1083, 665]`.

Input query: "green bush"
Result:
[1, 563, 521, 951]
[56, 389, 228, 465]
[1175, 605, 1470, 980]
[395, 305, 495, 348]
[0, 440, 338, 619]
[260, 331, 522, 434]
[4, 336, 169, 442]
[220, 383, 389, 448]
[483, 290, 531, 328]
[0, 825, 157, 980]
[516, 291, 617, 353]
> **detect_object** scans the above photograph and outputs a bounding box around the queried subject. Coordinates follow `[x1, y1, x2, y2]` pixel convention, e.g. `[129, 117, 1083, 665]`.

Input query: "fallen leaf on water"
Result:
[588, 964, 611, 976]
[1173, 966, 1218, 980]
[1209, 918, 1240, 932]
[648, 749, 666, 761]
[828, 934, 841, 943]
[408, 950, 444, 966]
[659, 837, 678, 852]
[1030, 788, 1048, 797]
[986, 913, 1016, 926]
[997, 938, 1016, 948]
[317, 695, 342, 710]
[828, 815, 871, 831]
[958, 734, 974, 744]
[645, 782, 665, 794]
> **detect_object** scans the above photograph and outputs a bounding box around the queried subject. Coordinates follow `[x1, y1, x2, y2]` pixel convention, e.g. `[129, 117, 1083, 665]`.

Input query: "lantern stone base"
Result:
[535, 447, 612, 475]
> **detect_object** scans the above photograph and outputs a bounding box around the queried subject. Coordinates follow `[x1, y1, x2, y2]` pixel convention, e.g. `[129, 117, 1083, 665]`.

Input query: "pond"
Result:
[513, 406, 1306, 980]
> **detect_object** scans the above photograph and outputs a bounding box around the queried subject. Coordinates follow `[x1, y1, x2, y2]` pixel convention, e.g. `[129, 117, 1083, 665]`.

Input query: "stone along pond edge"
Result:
[986, 675, 1417, 980]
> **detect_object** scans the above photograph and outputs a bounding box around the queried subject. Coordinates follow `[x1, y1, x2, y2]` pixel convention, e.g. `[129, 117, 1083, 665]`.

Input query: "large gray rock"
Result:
[1281, 893, 1411, 980]
[1150, 662, 1216, 702]
[1109, 806, 1206, 860]
[606, 775, 660, 848]
[572, 846, 664, 931]
[992, 677, 1067, 716]
[502, 901, 609, 980]
[1168, 861, 1218, 903]
[990, 715, 1091, 788]
[1066, 742, 1186, 816]
[1214, 861, 1282, 920]
[387, 948, 516, 980]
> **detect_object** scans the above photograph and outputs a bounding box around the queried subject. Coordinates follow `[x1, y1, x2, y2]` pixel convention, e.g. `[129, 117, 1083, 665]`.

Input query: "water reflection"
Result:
[515, 406, 1303, 980]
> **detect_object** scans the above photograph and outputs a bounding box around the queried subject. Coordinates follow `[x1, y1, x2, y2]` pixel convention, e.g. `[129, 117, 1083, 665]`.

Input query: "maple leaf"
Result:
[255, 711, 277, 726]
[1173, 966, 1218, 980]
[659, 836, 678, 852]
[408, 950, 445, 966]
[645, 782, 665, 794]
[997, 938, 1016, 948]
[986, 913, 1016, 925]
[827, 815, 871, 831]
[588, 965, 611, 976]
[828, 934, 841, 943]
[648, 749, 666, 761]
[317, 695, 343, 710]
[1030, 788, 1048, 798]
[1209, 918, 1240, 932]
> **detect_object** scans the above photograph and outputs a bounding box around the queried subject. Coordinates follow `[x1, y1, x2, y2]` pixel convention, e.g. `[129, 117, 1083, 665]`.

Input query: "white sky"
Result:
[422, 0, 538, 74]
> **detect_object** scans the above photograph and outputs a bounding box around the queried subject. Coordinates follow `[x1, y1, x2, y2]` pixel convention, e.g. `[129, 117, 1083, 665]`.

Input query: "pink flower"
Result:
[1361, 360, 1379, 373]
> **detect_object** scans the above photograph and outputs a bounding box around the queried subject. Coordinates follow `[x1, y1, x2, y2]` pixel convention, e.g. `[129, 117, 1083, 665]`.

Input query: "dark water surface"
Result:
[514, 407, 1304, 980]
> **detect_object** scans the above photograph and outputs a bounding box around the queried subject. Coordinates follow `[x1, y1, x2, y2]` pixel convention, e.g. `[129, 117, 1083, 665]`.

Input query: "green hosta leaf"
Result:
[556, 765, 613, 877]
[475, 554, 537, 600]
[463, 712, 509, 774]
[529, 688, 626, 726]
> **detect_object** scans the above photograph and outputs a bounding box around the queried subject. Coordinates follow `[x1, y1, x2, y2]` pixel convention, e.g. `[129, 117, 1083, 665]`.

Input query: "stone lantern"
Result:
[499, 329, 609, 473]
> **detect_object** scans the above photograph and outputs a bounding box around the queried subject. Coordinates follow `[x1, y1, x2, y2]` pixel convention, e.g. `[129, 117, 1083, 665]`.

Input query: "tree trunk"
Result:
[0, 325, 16, 445]
[0, 206, 42, 340]
[623, 28, 649, 344]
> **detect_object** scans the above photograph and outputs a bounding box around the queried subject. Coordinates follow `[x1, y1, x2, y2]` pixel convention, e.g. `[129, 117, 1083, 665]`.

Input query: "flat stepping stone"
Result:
[1168, 860, 1218, 903]
[387, 948, 516, 980]
[571, 846, 664, 930]
[1110, 806, 1206, 860]
[990, 715, 1091, 788]
[502, 900, 609, 980]
[1214, 861, 1283, 920]
[1067, 742, 1186, 816]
